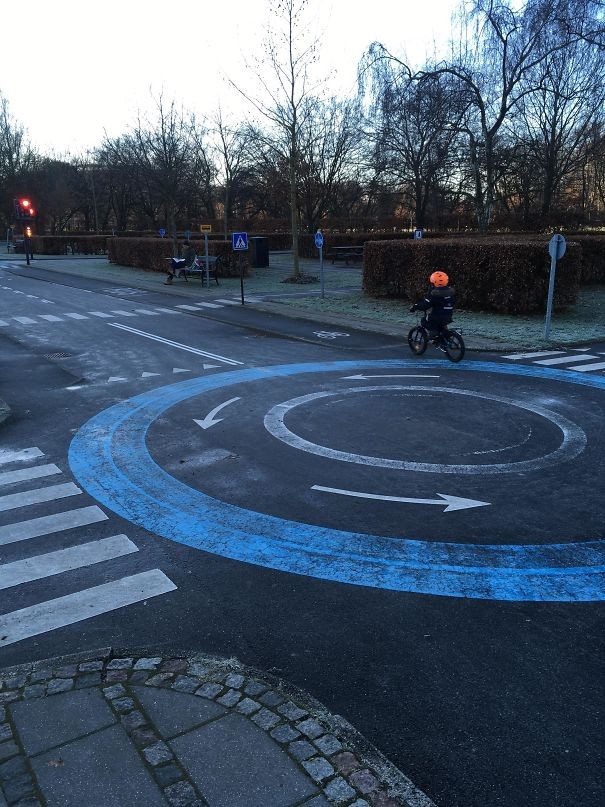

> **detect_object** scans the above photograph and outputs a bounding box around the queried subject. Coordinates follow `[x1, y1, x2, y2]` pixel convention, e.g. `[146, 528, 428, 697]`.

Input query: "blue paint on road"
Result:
[69, 360, 605, 601]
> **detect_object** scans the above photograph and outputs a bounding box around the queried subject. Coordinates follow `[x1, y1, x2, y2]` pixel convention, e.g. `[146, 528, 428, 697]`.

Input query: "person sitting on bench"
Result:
[165, 241, 196, 284]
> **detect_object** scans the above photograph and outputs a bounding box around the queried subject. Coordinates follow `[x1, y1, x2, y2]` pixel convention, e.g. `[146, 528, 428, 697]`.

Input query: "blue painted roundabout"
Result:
[69, 360, 605, 602]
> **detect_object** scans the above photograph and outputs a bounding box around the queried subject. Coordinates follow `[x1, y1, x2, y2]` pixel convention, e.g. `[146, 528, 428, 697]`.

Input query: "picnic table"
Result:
[326, 245, 364, 265]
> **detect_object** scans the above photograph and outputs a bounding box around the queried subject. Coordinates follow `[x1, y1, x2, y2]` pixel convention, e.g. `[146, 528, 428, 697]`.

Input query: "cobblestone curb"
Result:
[0, 648, 436, 807]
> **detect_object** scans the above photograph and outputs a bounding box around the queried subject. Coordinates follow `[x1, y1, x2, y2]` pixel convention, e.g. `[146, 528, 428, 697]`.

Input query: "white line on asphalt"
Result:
[13, 317, 37, 325]
[176, 305, 202, 311]
[0, 483, 82, 513]
[0, 464, 62, 487]
[0, 505, 108, 547]
[38, 315, 63, 322]
[533, 354, 598, 366]
[107, 322, 244, 365]
[0, 535, 138, 591]
[63, 313, 89, 320]
[502, 350, 566, 359]
[195, 302, 223, 309]
[0, 320, 8, 326]
[214, 299, 240, 305]
[0, 448, 44, 466]
[110, 310, 137, 317]
[133, 309, 160, 315]
[152, 308, 179, 314]
[569, 361, 605, 372]
[0, 569, 177, 646]
[88, 311, 113, 318]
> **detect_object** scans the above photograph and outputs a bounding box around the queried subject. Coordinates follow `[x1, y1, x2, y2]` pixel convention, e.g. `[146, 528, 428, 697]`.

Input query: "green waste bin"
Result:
[249, 237, 269, 268]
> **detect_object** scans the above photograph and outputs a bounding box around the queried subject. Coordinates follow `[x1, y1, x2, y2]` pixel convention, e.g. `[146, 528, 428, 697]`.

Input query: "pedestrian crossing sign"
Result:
[232, 232, 248, 251]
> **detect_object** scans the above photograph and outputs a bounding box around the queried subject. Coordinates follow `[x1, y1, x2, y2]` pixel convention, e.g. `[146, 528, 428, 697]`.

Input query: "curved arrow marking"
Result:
[194, 397, 241, 429]
[312, 485, 490, 512]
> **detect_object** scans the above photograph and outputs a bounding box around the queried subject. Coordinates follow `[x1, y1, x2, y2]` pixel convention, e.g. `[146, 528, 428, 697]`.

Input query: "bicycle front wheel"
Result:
[444, 330, 465, 362]
[408, 326, 428, 356]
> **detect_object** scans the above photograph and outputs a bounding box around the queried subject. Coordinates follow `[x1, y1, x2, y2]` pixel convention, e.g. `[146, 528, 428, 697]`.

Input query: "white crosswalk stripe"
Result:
[0, 463, 62, 487]
[0, 570, 176, 646]
[134, 309, 160, 315]
[39, 314, 63, 322]
[0, 447, 44, 465]
[502, 347, 605, 375]
[0, 535, 138, 590]
[110, 310, 137, 317]
[0, 446, 177, 647]
[63, 312, 89, 320]
[196, 302, 223, 309]
[0, 505, 108, 546]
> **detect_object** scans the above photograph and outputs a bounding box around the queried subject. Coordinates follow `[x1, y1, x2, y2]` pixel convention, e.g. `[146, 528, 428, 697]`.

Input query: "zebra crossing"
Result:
[0, 446, 176, 647]
[502, 348, 605, 374]
[0, 298, 261, 328]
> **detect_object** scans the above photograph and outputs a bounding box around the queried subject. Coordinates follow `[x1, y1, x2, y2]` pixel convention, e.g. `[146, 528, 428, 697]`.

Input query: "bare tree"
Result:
[229, 0, 324, 277]
[209, 110, 255, 238]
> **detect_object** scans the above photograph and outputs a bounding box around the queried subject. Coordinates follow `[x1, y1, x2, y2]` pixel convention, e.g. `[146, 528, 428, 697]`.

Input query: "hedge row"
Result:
[107, 237, 250, 277]
[363, 239, 582, 314]
[28, 235, 108, 255]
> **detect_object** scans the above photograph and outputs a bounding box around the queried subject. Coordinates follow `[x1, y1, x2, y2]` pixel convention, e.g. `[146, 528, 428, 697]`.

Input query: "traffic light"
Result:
[13, 198, 36, 220]
[24, 226, 33, 238]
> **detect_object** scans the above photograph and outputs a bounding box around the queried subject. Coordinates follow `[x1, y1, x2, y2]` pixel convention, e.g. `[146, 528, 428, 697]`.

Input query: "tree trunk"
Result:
[289, 138, 300, 277]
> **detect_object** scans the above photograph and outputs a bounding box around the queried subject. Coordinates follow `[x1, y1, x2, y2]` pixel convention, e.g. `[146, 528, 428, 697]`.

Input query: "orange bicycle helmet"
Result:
[430, 271, 449, 287]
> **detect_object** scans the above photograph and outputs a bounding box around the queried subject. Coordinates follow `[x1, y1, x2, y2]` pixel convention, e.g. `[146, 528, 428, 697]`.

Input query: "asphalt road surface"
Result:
[1, 263, 603, 807]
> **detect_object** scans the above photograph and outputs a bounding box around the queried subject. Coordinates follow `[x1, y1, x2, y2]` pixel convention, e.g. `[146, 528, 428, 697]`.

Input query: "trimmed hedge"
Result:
[107, 237, 250, 277]
[363, 239, 582, 314]
[30, 235, 108, 255]
[570, 235, 605, 283]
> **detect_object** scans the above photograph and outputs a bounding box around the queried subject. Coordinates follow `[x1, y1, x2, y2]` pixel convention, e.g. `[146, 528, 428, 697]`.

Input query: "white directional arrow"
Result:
[141, 372, 160, 378]
[311, 485, 490, 512]
[107, 377, 127, 383]
[341, 374, 440, 380]
[172, 368, 190, 374]
[194, 397, 241, 430]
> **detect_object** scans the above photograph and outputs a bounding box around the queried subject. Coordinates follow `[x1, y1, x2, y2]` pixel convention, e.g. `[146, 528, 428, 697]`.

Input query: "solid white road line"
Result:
[0, 569, 177, 646]
[502, 350, 566, 359]
[0, 463, 62, 487]
[570, 361, 605, 372]
[107, 322, 244, 365]
[533, 354, 598, 366]
[63, 313, 89, 320]
[39, 315, 63, 322]
[0, 505, 108, 547]
[0, 535, 138, 591]
[0, 483, 81, 513]
[0, 448, 44, 466]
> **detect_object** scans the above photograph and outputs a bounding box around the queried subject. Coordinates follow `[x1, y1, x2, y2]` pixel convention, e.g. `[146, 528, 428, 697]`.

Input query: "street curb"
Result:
[0, 647, 437, 807]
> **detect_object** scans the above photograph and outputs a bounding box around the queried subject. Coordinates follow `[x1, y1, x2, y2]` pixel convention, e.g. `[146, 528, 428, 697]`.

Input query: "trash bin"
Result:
[249, 237, 269, 268]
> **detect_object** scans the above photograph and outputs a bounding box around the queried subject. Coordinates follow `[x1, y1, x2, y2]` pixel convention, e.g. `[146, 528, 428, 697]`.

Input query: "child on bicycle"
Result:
[410, 271, 455, 335]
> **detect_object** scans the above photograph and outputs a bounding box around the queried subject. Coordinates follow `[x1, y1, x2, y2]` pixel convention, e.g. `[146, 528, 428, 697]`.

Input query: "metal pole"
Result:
[25, 235, 31, 266]
[320, 245, 324, 298]
[204, 232, 209, 288]
[544, 253, 557, 340]
[240, 255, 245, 305]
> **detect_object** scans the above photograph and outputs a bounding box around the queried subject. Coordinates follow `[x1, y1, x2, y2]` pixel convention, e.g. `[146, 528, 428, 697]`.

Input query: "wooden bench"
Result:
[326, 246, 363, 265]
[166, 256, 220, 286]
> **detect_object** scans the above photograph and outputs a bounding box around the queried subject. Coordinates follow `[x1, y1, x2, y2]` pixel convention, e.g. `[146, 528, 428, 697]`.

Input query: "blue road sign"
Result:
[413, 228, 424, 239]
[232, 232, 248, 251]
[159, 228, 166, 237]
[69, 360, 605, 603]
[315, 231, 324, 249]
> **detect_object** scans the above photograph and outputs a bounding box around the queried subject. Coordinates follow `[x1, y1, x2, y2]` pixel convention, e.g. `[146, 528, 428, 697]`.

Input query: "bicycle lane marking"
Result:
[68, 360, 605, 602]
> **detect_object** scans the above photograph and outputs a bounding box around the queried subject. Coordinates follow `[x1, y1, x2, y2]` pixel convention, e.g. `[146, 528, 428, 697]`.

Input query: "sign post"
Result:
[544, 234, 567, 340]
[315, 230, 324, 298]
[232, 232, 248, 304]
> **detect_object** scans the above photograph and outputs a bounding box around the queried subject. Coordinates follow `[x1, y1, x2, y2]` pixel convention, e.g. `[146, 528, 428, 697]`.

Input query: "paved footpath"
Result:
[0, 649, 434, 807]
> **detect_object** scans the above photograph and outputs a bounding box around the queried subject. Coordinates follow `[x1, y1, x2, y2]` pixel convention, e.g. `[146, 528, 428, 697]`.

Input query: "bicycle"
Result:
[407, 313, 465, 363]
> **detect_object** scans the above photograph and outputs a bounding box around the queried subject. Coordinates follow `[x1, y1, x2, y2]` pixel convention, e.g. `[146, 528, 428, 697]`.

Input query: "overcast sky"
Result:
[1, 0, 457, 156]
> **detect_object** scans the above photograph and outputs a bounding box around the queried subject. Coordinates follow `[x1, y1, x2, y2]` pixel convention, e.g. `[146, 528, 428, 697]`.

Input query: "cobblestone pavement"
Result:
[0, 649, 435, 807]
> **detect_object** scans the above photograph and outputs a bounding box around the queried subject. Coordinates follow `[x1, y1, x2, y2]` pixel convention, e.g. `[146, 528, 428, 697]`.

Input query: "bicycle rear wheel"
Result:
[444, 330, 465, 362]
[408, 326, 428, 355]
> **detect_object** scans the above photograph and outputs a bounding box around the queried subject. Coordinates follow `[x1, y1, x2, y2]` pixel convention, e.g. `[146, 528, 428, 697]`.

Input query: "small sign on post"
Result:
[200, 224, 212, 233]
[159, 228, 166, 237]
[413, 228, 424, 240]
[544, 233, 567, 340]
[232, 232, 248, 304]
[315, 230, 324, 298]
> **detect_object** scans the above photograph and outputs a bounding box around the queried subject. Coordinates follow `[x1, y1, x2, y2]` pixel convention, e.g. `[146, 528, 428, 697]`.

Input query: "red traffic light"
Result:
[20, 198, 31, 208]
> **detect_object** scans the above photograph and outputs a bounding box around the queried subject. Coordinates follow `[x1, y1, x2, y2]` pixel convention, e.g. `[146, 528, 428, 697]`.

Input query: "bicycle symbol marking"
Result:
[313, 331, 350, 339]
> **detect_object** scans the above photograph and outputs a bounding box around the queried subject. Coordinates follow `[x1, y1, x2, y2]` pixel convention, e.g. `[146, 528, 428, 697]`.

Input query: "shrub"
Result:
[107, 237, 250, 277]
[363, 238, 582, 314]
[30, 235, 108, 255]
[570, 235, 605, 283]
